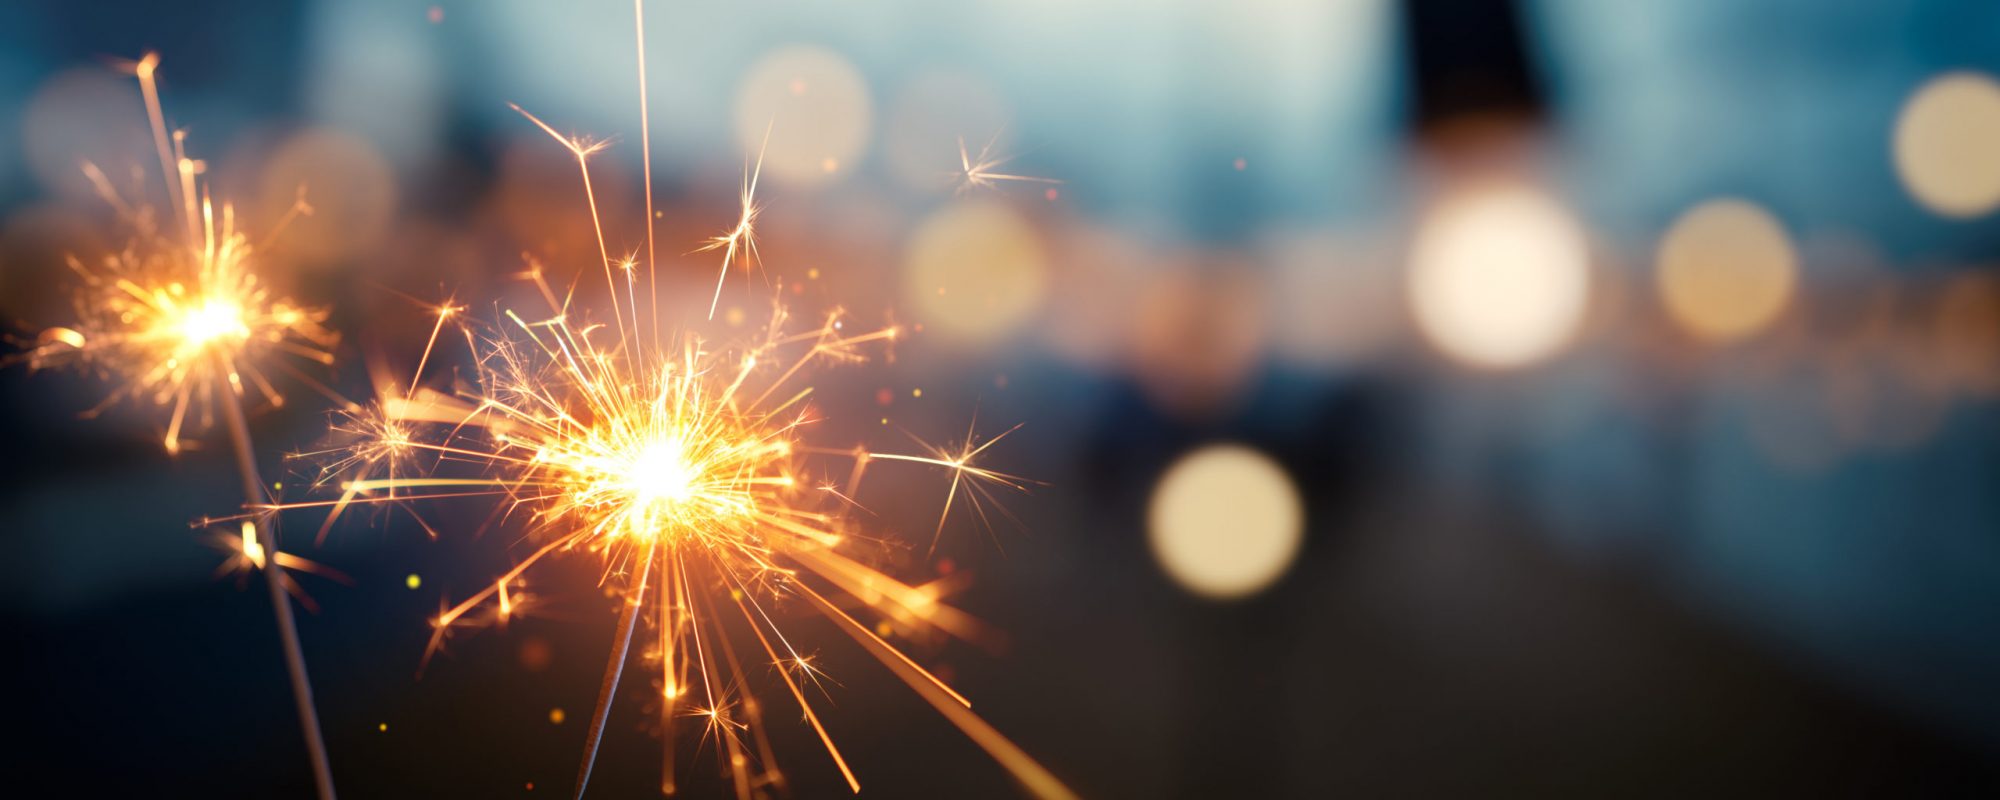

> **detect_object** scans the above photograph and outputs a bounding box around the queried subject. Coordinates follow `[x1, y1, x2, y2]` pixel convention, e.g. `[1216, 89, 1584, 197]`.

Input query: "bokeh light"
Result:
[903, 200, 1048, 345]
[1407, 183, 1590, 369]
[21, 67, 150, 203]
[1129, 261, 1265, 418]
[256, 128, 397, 269]
[1655, 199, 1797, 343]
[1894, 71, 2000, 218]
[1266, 228, 1398, 369]
[1934, 271, 2000, 398]
[1148, 444, 1303, 601]
[732, 46, 872, 187]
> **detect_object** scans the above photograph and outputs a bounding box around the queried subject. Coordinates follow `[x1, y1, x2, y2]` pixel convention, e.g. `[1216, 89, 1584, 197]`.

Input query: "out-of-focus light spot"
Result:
[1130, 262, 1265, 418]
[903, 201, 1047, 345]
[548, 708, 565, 725]
[1267, 229, 1397, 369]
[1935, 272, 2000, 397]
[258, 128, 396, 269]
[1407, 183, 1589, 369]
[519, 637, 553, 672]
[22, 68, 152, 203]
[1148, 445, 1303, 601]
[404, 573, 421, 590]
[426, 5, 443, 24]
[378, 723, 388, 732]
[1233, 157, 1247, 171]
[1744, 365, 1846, 474]
[1894, 72, 2000, 218]
[733, 46, 871, 188]
[1655, 199, 1797, 343]
[1041, 225, 1143, 369]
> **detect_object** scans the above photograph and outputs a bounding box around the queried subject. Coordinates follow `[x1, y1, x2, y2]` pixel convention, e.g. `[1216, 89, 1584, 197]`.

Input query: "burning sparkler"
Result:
[295, 3, 1073, 797]
[13, 54, 342, 799]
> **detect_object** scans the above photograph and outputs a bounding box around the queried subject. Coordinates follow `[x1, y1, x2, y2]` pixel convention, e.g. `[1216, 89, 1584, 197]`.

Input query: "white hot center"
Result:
[179, 299, 249, 347]
[629, 437, 696, 506]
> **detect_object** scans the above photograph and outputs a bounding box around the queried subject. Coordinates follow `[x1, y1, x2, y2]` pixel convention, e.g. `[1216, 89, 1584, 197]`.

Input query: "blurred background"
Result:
[3, 0, 2000, 796]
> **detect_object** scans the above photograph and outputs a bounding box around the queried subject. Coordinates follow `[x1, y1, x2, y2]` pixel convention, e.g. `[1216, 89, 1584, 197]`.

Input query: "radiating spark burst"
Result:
[957, 131, 1062, 195]
[13, 54, 345, 455]
[4, 53, 343, 798]
[289, 4, 1074, 798]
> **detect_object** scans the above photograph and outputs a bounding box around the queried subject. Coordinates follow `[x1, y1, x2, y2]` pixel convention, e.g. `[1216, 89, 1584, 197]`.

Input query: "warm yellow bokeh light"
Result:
[1407, 184, 1590, 369]
[733, 46, 872, 187]
[1894, 71, 2000, 218]
[903, 200, 1048, 344]
[1148, 445, 1303, 601]
[1656, 199, 1797, 342]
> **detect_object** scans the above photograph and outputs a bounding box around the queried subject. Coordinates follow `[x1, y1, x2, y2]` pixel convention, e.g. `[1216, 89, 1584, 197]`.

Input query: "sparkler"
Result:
[296, 3, 1074, 797]
[15, 54, 342, 799]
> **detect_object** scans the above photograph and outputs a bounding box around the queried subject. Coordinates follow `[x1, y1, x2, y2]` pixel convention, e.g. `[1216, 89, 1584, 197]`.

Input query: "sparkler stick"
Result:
[575, 543, 654, 798]
[217, 370, 337, 800]
[9, 54, 344, 799]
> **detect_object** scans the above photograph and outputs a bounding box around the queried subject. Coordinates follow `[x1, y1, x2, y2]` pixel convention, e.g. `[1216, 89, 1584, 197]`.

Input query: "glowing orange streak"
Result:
[174, 137, 199, 250]
[725, 575, 859, 793]
[793, 581, 970, 709]
[344, 477, 561, 492]
[634, 0, 659, 346]
[267, 489, 521, 512]
[509, 104, 629, 347]
[390, 439, 541, 468]
[410, 304, 456, 399]
[784, 544, 992, 643]
[164, 379, 194, 454]
[131, 54, 188, 247]
[748, 510, 845, 549]
[796, 584, 1075, 800]
[690, 583, 763, 800]
[434, 535, 574, 631]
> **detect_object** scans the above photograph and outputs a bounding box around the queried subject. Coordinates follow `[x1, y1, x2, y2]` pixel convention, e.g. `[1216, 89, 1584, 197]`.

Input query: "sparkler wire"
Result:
[217, 369, 336, 799]
[574, 543, 654, 798]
